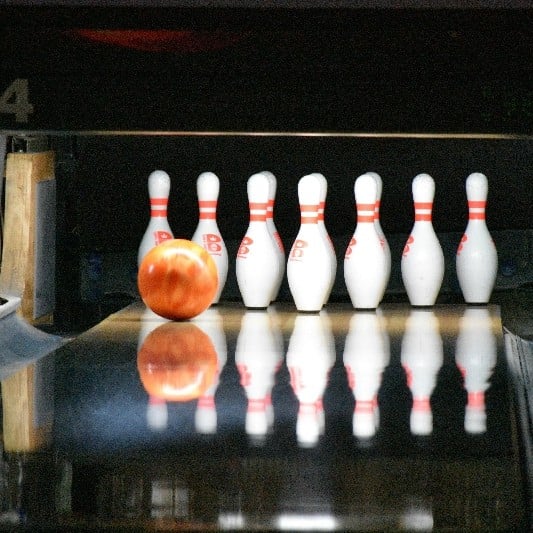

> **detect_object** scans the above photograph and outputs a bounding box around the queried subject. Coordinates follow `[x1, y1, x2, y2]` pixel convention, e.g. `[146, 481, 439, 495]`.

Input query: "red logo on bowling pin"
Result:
[289, 239, 308, 261]
[154, 230, 172, 245]
[345, 237, 357, 258]
[457, 234, 468, 255]
[202, 233, 223, 255]
[402, 235, 414, 257]
[237, 236, 253, 258]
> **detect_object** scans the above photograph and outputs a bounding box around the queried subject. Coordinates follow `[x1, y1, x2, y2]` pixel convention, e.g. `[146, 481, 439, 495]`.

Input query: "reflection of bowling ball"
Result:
[138, 321, 218, 402]
[138, 239, 218, 320]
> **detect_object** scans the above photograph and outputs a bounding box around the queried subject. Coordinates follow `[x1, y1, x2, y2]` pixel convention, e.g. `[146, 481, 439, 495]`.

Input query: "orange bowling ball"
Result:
[138, 239, 218, 320]
[137, 321, 218, 402]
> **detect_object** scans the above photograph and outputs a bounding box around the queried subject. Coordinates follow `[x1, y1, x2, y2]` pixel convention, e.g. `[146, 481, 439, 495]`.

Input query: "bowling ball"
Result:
[138, 321, 218, 402]
[138, 239, 218, 320]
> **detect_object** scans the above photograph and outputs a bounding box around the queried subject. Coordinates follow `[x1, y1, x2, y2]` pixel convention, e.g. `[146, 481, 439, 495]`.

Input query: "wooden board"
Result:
[0, 151, 55, 324]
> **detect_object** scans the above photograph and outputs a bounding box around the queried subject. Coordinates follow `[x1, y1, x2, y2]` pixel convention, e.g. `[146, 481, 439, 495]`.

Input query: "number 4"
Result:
[0, 79, 34, 123]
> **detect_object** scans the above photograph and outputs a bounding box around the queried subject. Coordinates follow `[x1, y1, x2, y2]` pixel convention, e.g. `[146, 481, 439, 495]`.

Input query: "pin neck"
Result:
[249, 201, 268, 222]
[414, 201, 433, 222]
[468, 391, 485, 407]
[468, 200, 486, 220]
[150, 197, 168, 217]
[300, 204, 318, 224]
[412, 397, 431, 410]
[356, 202, 375, 223]
[198, 199, 217, 220]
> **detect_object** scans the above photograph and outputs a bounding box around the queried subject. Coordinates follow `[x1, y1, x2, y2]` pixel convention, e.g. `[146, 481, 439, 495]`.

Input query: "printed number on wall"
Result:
[0, 79, 34, 123]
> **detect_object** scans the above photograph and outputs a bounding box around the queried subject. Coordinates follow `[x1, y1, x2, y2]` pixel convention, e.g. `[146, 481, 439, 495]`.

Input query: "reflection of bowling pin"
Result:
[314, 173, 337, 305]
[192, 308, 227, 434]
[192, 172, 228, 304]
[262, 171, 285, 302]
[401, 173, 444, 306]
[286, 313, 335, 447]
[138, 306, 170, 431]
[367, 172, 391, 300]
[287, 174, 332, 312]
[343, 312, 390, 438]
[401, 310, 443, 436]
[344, 173, 388, 309]
[236, 173, 280, 309]
[455, 307, 497, 434]
[138, 170, 174, 267]
[235, 311, 283, 442]
[456, 173, 498, 304]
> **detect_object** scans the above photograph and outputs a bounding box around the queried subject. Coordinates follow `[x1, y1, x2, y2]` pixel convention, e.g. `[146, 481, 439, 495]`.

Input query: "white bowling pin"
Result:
[455, 306, 497, 434]
[192, 307, 227, 434]
[343, 312, 390, 439]
[236, 172, 281, 309]
[138, 170, 174, 267]
[314, 173, 337, 304]
[456, 173, 498, 304]
[367, 172, 391, 300]
[401, 309, 443, 436]
[262, 171, 285, 302]
[286, 313, 335, 447]
[146, 396, 168, 432]
[138, 307, 170, 431]
[344, 173, 388, 309]
[401, 173, 444, 306]
[235, 311, 283, 442]
[287, 174, 333, 312]
[192, 172, 228, 304]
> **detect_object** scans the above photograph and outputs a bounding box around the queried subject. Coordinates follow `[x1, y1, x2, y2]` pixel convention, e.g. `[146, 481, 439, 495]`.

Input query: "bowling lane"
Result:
[1, 302, 529, 530]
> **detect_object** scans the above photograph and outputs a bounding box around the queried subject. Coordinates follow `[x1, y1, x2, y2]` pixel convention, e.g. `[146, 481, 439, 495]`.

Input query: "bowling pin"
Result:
[286, 313, 335, 447]
[138, 170, 174, 267]
[401, 173, 444, 306]
[367, 172, 391, 300]
[455, 307, 496, 434]
[236, 172, 281, 309]
[262, 171, 286, 302]
[192, 307, 227, 434]
[138, 306, 170, 431]
[287, 174, 332, 312]
[401, 309, 443, 436]
[344, 173, 388, 309]
[456, 172, 498, 304]
[192, 172, 229, 304]
[314, 173, 337, 304]
[235, 311, 283, 442]
[343, 311, 390, 439]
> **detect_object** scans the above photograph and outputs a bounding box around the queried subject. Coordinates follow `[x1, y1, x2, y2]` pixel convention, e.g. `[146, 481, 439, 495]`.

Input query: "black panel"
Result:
[1, 7, 531, 134]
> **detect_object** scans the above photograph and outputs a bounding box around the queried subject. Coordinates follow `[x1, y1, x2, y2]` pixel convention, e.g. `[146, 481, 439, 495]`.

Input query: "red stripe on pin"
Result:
[414, 202, 433, 210]
[249, 202, 267, 210]
[469, 212, 486, 220]
[151, 198, 168, 206]
[357, 203, 375, 211]
[415, 213, 432, 221]
[468, 201, 486, 208]
[151, 210, 167, 217]
[199, 212, 216, 219]
[199, 200, 217, 208]
[468, 391, 485, 408]
[250, 213, 266, 222]
[357, 215, 375, 223]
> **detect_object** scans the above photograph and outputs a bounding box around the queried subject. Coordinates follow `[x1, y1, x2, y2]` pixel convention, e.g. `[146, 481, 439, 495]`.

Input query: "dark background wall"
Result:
[65, 135, 531, 253]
